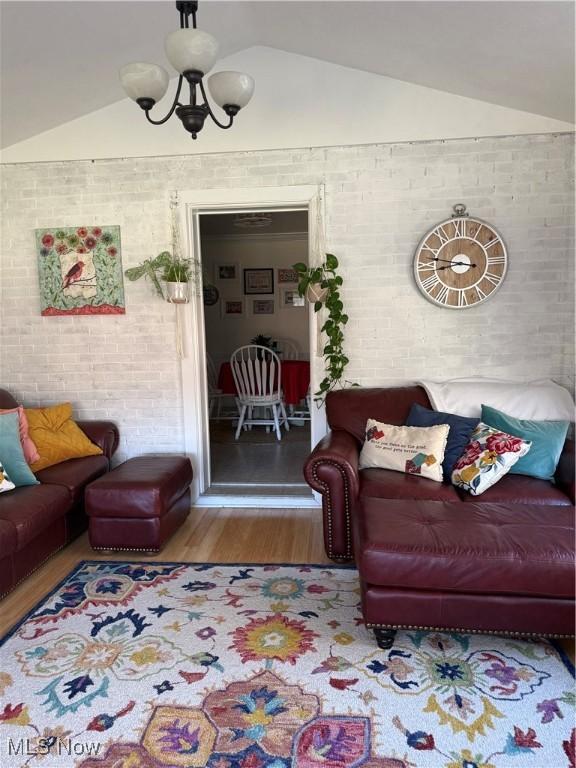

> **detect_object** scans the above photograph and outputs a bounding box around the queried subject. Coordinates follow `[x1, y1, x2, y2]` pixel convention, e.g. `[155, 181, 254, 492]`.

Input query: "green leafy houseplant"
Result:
[160, 256, 191, 284]
[124, 251, 191, 300]
[250, 334, 273, 348]
[293, 253, 350, 403]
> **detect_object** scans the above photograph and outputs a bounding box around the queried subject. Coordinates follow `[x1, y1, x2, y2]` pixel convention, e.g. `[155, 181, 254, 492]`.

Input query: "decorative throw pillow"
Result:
[25, 403, 102, 472]
[405, 402, 479, 482]
[0, 460, 16, 493]
[359, 419, 449, 483]
[452, 422, 532, 496]
[0, 412, 40, 486]
[481, 404, 570, 482]
[0, 406, 40, 464]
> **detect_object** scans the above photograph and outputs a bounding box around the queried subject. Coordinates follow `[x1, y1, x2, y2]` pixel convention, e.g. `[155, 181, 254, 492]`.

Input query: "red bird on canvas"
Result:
[63, 260, 85, 288]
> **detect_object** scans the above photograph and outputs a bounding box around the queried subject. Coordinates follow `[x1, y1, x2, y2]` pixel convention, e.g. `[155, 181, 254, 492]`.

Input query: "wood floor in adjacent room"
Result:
[1, 507, 573, 666]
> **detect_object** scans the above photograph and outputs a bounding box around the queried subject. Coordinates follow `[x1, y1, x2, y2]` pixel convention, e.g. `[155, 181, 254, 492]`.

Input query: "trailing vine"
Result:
[293, 253, 350, 403]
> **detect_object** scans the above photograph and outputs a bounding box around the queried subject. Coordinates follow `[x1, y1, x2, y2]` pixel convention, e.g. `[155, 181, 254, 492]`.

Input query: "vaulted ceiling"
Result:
[1, 1, 574, 149]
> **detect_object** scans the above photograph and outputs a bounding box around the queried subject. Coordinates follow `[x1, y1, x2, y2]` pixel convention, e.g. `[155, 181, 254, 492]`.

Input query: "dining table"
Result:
[218, 359, 310, 406]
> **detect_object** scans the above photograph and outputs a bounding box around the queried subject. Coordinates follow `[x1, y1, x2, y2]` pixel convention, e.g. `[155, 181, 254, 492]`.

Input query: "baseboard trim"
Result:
[194, 494, 320, 509]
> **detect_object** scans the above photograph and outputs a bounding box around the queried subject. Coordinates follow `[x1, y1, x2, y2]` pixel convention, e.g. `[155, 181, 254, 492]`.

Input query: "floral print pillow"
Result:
[452, 422, 531, 496]
[0, 460, 15, 494]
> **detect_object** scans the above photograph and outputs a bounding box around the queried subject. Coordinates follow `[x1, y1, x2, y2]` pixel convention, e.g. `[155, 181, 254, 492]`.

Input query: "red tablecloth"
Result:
[218, 360, 310, 406]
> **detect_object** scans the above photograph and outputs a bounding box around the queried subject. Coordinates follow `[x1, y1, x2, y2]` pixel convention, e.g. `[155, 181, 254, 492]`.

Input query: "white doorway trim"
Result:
[175, 185, 326, 504]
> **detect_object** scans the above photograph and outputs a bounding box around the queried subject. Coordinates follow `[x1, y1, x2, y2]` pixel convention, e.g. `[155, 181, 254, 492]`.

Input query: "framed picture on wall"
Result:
[278, 268, 299, 284]
[221, 298, 244, 318]
[215, 263, 239, 282]
[244, 268, 274, 294]
[281, 288, 305, 307]
[252, 299, 274, 315]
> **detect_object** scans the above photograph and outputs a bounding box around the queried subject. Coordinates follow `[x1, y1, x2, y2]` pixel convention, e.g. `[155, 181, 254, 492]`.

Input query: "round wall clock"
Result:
[413, 204, 508, 309]
[203, 284, 219, 306]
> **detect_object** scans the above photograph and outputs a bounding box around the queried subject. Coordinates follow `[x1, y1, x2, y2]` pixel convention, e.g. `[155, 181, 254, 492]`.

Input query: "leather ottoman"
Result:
[354, 498, 575, 648]
[86, 456, 193, 552]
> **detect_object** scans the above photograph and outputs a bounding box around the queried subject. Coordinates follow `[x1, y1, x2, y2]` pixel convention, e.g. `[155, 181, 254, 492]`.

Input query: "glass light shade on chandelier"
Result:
[118, 1, 254, 140]
[119, 63, 170, 103]
[208, 71, 254, 109]
[164, 28, 219, 75]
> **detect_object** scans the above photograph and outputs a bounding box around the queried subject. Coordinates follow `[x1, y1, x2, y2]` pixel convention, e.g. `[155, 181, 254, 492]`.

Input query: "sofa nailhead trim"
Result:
[91, 546, 161, 553]
[310, 459, 353, 561]
[366, 621, 575, 639]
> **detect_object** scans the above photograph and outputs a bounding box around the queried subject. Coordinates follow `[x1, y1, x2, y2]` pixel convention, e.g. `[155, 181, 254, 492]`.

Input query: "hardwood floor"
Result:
[1, 507, 573, 667]
[0, 507, 330, 637]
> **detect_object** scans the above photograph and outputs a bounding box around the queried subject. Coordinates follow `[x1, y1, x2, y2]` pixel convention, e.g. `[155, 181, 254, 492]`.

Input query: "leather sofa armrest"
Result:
[555, 438, 575, 504]
[77, 421, 119, 461]
[304, 430, 360, 562]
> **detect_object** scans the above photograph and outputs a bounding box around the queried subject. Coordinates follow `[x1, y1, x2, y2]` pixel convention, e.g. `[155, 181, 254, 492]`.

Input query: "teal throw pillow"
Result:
[481, 404, 570, 482]
[0, 411, 39, 487]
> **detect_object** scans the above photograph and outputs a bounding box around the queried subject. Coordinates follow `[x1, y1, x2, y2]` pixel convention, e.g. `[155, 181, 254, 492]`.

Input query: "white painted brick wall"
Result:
[1, 133, 573, 461]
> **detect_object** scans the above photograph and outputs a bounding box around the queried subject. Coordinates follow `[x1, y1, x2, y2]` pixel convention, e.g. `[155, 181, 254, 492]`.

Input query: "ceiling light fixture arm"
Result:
[198, 79, 235, 129]
[139, 75, 185, 125]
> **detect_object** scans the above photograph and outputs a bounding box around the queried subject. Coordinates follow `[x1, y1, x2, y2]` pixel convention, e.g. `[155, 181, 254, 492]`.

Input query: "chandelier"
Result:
[119, 1, 254, 140]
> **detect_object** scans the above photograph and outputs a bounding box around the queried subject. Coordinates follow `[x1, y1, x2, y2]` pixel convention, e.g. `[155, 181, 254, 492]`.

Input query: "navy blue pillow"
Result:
[405, 403, 479, 482]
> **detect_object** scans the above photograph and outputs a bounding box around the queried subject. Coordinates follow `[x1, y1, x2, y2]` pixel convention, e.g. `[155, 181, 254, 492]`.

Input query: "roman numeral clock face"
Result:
[414, 215, 508, 308]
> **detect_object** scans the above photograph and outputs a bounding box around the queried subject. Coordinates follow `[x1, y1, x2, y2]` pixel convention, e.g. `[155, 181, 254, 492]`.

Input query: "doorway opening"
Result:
[198, 209, 313, 500]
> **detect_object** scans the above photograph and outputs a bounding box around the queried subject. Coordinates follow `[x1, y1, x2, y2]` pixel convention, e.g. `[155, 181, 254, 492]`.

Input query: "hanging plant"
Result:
[124, 251, 172, 299]
[293, 253, 350, 403]
[161, 256, 192, 283]
[124, 196, 200, 301]
[124, 250, 192, 299]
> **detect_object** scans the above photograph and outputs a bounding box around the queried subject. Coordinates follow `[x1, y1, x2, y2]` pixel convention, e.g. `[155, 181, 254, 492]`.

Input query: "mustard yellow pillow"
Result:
[25, 403, 102, 471]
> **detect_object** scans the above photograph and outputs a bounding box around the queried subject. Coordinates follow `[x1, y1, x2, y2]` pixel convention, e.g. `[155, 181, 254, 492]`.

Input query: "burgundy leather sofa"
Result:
[304, 386, 575, 645]
[0, 388, 119, 598]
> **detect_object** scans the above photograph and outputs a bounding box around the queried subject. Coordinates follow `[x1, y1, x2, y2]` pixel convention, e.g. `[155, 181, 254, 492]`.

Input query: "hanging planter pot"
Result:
[165, 281, 190, 304]
[305, 283, 328, 304]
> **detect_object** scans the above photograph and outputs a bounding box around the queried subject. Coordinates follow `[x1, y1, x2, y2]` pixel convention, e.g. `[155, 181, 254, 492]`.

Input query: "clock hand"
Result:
[433, 257, 477, 267]
[436, 263, 477, 270]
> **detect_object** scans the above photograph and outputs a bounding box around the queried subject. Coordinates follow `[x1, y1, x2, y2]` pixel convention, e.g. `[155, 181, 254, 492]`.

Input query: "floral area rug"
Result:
[0, 561, 574, 768]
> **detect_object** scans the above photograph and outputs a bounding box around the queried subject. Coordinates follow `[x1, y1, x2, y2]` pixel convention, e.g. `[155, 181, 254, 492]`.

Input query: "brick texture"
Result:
[1, 133, 573, 461]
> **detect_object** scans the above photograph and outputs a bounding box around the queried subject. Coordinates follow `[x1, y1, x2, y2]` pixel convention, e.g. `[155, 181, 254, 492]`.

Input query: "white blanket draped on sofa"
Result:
[419, 377, 575, 421]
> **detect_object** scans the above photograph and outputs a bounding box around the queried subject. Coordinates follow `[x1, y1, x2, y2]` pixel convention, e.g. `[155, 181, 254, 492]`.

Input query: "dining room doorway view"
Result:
[199, 210, 313, 500]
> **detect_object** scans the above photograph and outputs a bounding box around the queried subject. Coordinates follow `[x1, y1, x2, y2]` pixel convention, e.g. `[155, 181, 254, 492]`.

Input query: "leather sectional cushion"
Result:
[455, 473, 573, 505]
[35, 455, 110, 506]
[0, 484, 71, 549]
[86, 456, 193, 519]
[355, 499, 575, 600]
[360, 468, 461, 501]
[326, 386, 431, 443]
[0, 517, 17, 557]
